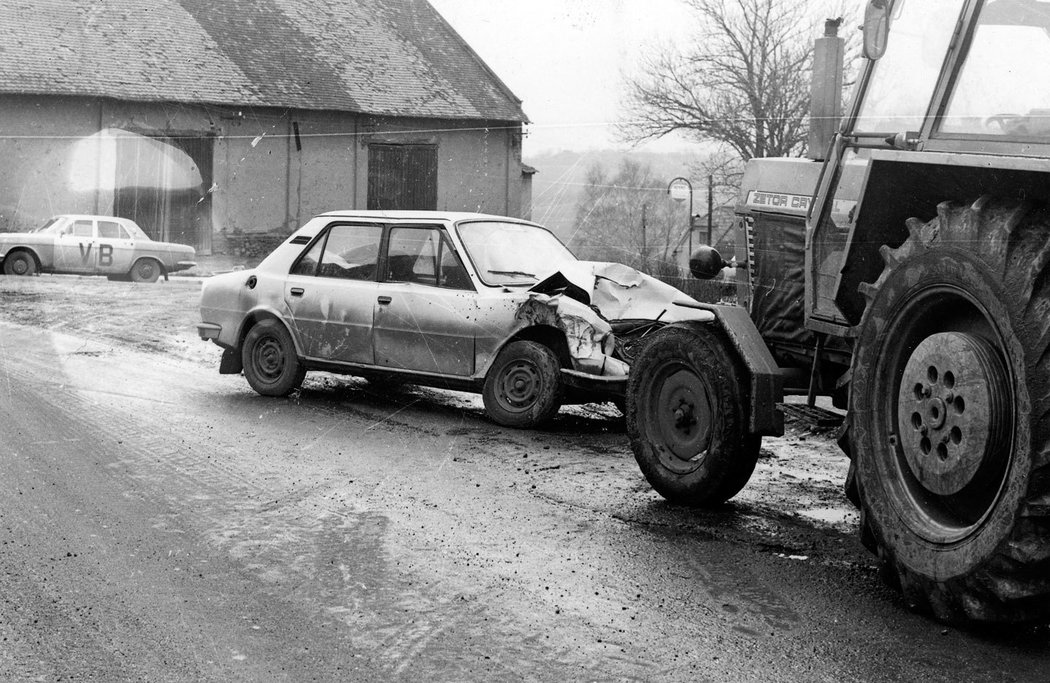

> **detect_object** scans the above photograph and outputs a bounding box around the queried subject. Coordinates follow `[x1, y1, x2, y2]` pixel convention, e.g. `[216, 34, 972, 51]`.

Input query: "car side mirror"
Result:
[862, 0, 891, 60]
[689, 245, 729, 280]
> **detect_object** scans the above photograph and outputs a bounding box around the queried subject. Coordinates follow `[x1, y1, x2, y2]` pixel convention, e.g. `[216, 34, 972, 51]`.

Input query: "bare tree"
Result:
[622, 0, 828, 161]
[569, 158, 684, 275]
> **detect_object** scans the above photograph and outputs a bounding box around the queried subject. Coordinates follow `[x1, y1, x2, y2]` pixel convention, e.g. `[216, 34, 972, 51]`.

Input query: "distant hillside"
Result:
[525, 149, 704, 241]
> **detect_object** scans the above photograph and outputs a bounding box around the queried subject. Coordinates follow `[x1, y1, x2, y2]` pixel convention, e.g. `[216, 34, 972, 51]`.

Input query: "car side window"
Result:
[387, 227, 473, 290]
[98, 221, 122, 239]
[387, 227, 437, 285]
[290, 237, 325, 276]
[292, 224, 382, 280]
[438, 237, 472, 290]
[72, 220, 94, 237]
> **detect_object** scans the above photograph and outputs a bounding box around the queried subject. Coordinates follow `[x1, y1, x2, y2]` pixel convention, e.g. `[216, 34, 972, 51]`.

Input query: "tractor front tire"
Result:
[626, 324, 759, 507]
[851, 196, 1050, 624]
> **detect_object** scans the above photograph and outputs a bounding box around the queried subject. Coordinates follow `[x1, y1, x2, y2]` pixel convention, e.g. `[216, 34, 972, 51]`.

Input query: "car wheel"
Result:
[130, 258, 161, 283]
[482, 340, 562, 428]
[241, 319, 306, 396]
[3, 251, 37, 276]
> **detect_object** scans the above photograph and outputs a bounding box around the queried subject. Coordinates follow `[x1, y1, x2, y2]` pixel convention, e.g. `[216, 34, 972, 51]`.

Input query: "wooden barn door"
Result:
[367, 144, 437, 211]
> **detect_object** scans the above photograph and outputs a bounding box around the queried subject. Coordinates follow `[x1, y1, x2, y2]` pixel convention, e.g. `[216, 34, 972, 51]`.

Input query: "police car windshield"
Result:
[32, 217, 62, 234]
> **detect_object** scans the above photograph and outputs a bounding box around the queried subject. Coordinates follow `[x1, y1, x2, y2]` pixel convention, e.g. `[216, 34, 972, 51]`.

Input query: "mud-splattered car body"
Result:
[0, 214, 196, 282]
[198, 211, 713, 426]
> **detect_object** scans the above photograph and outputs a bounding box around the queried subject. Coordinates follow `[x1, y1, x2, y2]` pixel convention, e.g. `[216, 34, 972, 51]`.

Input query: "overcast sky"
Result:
[427, 0, 699, 156]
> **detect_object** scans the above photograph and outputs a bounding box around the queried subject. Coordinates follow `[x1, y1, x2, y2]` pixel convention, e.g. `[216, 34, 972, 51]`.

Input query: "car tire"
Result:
[482, 340, 562, 428]
[130, 258, 161, 283]
[3, 250, 37, 276]
[241, 319, 306, 396]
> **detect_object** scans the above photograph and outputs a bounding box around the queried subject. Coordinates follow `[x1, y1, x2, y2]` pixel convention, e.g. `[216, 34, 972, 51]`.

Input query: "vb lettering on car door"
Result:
[96, 219, 136, 274]
[54, 218, 97, 273]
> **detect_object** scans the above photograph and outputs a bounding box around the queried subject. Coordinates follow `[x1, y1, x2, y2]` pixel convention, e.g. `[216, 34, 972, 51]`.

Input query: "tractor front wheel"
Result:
[626, 325, 759, 507]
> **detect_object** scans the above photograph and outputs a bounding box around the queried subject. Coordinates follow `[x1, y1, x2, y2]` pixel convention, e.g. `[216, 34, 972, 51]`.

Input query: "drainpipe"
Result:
[505, 124, 512, 216]
[96, 99, 104, 215]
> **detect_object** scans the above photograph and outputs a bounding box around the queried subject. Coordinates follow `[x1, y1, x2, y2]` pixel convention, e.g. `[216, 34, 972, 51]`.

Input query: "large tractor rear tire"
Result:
[627, 324, 760, 507]
[851, 196, 1050, 624]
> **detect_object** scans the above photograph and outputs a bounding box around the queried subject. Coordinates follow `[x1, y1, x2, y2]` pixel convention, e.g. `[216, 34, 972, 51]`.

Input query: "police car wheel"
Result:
[3, 251, 37, 276]
[130, 258, 161, 283]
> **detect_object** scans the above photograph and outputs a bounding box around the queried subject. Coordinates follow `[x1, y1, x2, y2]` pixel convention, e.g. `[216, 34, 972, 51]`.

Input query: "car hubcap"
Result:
[499, 360, 540, 411]
[655, 367, 712, 464]
[255, 337, 285, 380]
[139, 262, 155, 278]
[11, 258, 27, 275]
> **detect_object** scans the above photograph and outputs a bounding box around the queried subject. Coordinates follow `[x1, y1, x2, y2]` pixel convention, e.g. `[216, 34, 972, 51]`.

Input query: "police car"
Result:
[0, 214, 197, 282]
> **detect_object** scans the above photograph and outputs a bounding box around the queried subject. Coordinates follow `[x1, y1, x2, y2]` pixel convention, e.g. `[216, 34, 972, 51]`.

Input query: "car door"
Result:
[54, 218, 97, 273]
[372, 226, 480, 376]
[95, 219, 136, 274]
[282, 222, 383, 365]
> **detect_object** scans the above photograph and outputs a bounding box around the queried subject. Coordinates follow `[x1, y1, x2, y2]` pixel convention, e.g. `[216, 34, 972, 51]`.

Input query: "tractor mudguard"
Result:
[670, 300, 784, 436]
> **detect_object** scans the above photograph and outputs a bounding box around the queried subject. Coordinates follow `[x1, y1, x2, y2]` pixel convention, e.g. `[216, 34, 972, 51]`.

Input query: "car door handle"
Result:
[290, 287, 305, 297]
[377, 295, 392, 305]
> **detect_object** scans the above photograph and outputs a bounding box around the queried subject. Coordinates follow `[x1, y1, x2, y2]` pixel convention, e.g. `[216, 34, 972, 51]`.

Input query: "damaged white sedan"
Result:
[198, 211, 713, 427]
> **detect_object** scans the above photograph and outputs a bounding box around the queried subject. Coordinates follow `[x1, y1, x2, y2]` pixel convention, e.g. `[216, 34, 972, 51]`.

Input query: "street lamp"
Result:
[667, 176, 693, 258]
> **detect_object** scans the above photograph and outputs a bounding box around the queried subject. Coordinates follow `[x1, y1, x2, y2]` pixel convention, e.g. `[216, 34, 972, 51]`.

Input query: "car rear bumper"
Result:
[197, 322, 222, 340]
[171, 260, 197, 272]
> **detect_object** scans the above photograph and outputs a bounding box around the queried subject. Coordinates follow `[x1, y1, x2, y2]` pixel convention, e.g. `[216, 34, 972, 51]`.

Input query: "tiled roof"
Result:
[0, 0, 527, 122]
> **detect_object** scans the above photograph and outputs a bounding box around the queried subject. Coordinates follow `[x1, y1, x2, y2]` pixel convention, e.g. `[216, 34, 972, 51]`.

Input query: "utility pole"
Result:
[707, 174, 714, 245]
[641, 202, 648, 272]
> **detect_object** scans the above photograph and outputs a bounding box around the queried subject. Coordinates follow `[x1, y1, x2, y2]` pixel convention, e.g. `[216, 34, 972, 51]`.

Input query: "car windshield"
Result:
[32, 217, 63, 234]
[456, 221, 577, 286]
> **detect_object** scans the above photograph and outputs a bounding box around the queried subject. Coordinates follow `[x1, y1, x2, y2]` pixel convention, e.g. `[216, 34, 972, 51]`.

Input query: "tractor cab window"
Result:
[854, 0, 964, 134]
[939, 0, 1050, 138]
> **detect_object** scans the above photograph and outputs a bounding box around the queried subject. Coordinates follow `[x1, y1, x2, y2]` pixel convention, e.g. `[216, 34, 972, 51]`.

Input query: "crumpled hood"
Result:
[529, 261, 713, 322]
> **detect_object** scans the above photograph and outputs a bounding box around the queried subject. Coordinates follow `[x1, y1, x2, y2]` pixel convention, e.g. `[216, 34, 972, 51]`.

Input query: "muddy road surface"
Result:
[2, 275, 1049, 681]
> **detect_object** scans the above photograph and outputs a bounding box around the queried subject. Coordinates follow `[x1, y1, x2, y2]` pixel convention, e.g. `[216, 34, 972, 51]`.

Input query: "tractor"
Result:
[626, 0, 1050, 624]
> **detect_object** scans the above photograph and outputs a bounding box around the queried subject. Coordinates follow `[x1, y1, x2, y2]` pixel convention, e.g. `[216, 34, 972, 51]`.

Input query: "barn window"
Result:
[367, 144, 437, 211]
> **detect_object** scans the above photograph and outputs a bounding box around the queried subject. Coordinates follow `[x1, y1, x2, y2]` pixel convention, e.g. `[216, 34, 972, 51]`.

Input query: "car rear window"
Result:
[291, 223, 382, 281]
[98, 221, 129, 239]
[72, 220, 93, 237]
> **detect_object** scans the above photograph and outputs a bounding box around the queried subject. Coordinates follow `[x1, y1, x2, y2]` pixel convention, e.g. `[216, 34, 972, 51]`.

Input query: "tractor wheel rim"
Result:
[896, 332, 1010, 498]
[499, 360, 540, 411]
[655, 367, 713, 463]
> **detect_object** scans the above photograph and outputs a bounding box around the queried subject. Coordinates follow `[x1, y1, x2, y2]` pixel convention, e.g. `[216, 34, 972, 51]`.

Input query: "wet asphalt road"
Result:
[3, 318, 1050, 681]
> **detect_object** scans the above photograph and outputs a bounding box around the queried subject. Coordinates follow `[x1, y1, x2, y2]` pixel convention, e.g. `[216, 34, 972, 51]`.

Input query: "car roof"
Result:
[315, 210, 540, 226]
[53, 214, 136, 223]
